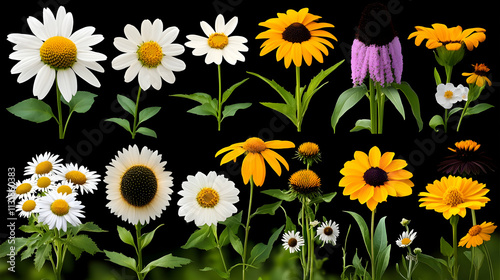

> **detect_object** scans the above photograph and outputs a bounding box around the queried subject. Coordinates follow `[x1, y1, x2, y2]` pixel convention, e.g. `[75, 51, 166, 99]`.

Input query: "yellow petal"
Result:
[368, 146, 381, 167]
[241, 153, 255, 185]
[291, 43, 302, 67]
[383, 159, 407, 172]
[379, 152, 395, 170]
[253, 154, 266, 186]
[219, 147, 246, 165]
[265, 140, 295, 149]
[260, 149, 282, 176]
[353, 151, 371, 170]
[357, 185, 374, 204]
[366, 198, 379, 211]
[215, 142, 244, 158]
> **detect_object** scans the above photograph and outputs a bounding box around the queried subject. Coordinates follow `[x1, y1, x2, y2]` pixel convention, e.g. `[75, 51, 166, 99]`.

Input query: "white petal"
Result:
[27, 16, 48, 41]
[59, 10, 73, 37]
[124, 61, 142, 83]
[141, 19, 153, 41]
[72, 62, 101, 87]
[17, 61, 44, 83]
[151, 19, 164, 42]
[11, 54, 41, 74]
[138, 67, 152, 90]
[33, 65, 55, 100]
[57, 69, 78, 102]
[42, 7, 58, 37]
[9, 48, 39, 61]
[112, 52, 137, 70]
[69, 26, 96, 45]
[192, 46, 211, 56]
[77, 50, 107, 62]
[150, 68, 163, 90]
[124, 24, 143, 45]
[214, 14, 225, 33]
[200, 21, 215, 37]
[7, 34, 43, 49]
[114, 37, 138, 53]
[223, 16, 238, 36]
[158, 27, 179, 46]
[78, 60, 104, 73]
[162, 44, 185, 56]
[75, 34, 104, 49]
[205, 49, 223, 65]
[161, 56, 186, 72]
[158, 65, 176, 84]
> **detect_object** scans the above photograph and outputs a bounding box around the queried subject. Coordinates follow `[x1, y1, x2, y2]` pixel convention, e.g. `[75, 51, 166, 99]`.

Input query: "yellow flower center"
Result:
[298, 142, 320, 156]
[16, 183, 32, 194]
[120, 165, 158, 207]
[282, 22, 312, 43]
[208, 33, 229, 49]
[444, 187, 464, 206]
[137, 41, 163, 68]
[40, 36, 77, 69]
[243, 137, 267, 153]
[37, 176, 52, 189]
[401, 237, 412, 245]
[468, 225, 482, 236]
[444, 90, 454, 99]
[66, 171, 87, 185]
[196, 187, 220, 208]
[35, 161, 53, 174]
[289, 169, 321, 194]
[22, 200, 37, 212]
[51, 199, 70, 216]
[57, 185, 73, 195]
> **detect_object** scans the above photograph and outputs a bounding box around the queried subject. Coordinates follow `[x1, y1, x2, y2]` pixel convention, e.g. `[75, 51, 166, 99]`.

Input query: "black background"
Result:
[3, 0, 499, 278]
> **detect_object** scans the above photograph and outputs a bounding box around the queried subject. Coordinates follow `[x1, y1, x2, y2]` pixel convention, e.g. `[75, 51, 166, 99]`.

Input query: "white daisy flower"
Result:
[456, 84, 469, 101]
[55, 163, 101, 194]
[435, 83, 462, 109]
[185, 14, 248, 65]
[316, 220, 340, 245]
[11, 179, 38, 200]
[16, 194, 39, 218]
[34, 191, 85, 232]
[32, 174, 58, 193]
[24, 152, 63, 177]
[104, 145, 173, 225]
[282, 230, 305, 253]
[112, 19, 186, 91]
[49, 180, 78, 196]
[396, 229, 417, 248]
[7, 6, 106, 102]
[178, 171, 239, 227]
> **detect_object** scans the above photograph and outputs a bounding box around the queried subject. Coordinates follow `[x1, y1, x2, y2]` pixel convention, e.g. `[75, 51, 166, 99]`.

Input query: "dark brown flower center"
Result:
[288, 237, 298, 247]
[363, 167, 388, 187]
[120, 165, 158, 207]
[282, 22, 311, 43]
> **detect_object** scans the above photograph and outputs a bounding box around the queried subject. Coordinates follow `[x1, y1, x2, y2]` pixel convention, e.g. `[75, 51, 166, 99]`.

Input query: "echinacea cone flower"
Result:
[462, 63, 492, 87]
[438, 140, 495, 176]
[351, 3, 403, 86]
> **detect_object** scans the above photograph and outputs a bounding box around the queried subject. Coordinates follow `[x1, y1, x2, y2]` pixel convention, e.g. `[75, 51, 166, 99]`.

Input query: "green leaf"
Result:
[139, 224, 163, 249]
[248, 225, 284, 266]
[261, 189, 295, 202]
[7, 98, 55, 123]
[247, 71, 296, 107]
[260, 102, 297, 125]
[221, 102, 252, 121]
[308, 192, 337, 205]
[66, 234, 101, 260]
[433, 67, 442, 86]
[221, 78, 249, 104]
[285, 215, 296, 232]
[417, 253, 447, 275]
[381, 86, 405, 120]
[140, 254, 191, 275]
[200, 266, 230, 279]
[138, 106, 161, 125]
[187, 102, 218, 117]
[440, 237, 453, 258]
[181, 224, 217, 251]
[465, 103, 494, 116]
[34, 243, 51, 271]
[373, 216, 388, 255]
[0, 238, 28, 258]
[251, 201, 282, 218]
[171, 92, 213, 104]
[331, 85, 367, 133]
[449, 107, 463, 116]
[350, 119, 372, 133]
[117, 94, 136, 115]
[228, 228, 244, 257]
[464, 249, 485, 271]
[117, 226, 136, 248]
[345, 211, 371, 257]
[392, 81, 423, 131]
[70, 222, 107, 235]
[429, 115, 444, 132]
[67, 91, 97, 113]
[375, 245, 391, 280]
[135, 127, 157, 138]
[104, 250, 137, 272]
[106, 118, 131, 132]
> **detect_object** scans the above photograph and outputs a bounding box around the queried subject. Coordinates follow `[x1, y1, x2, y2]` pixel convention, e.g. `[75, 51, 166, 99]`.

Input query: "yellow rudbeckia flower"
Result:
[408, 23, 486, 51]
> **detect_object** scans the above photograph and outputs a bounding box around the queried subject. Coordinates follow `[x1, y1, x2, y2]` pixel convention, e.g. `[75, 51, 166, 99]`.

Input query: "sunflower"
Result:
[34, 191, 85, 232]
[177, 171, 239, 227]
[408, 23, 486, 51]
[7, 6, 106, 102]
[462, 63, 492, 87]
[215, 137, 295, 186]
[185, 14, 248, 65]
[418, 175, 490, 219]
[339, 146, 413, 211]
[256, 8, 337, 68]
[459, 222, 497, 248]
[24, 152, 63, 177]
[104, 145, 173, 225]
[437, 140, 495, 176]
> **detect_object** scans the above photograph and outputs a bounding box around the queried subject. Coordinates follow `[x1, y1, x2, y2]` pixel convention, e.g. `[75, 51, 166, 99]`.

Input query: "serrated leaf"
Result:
[139, 224, 163, 249]
[331, 85, 367, 133]
[308, 192, 336, 205]
[70, 222, 107, 235]
[135, 127, 157, 138]
[248, 225, 284, 266]
[138, 106, 161, 125]
[117, 94, 137, 115]
[7, 98, 55, 123]
[117, 226, 136, 248]
[221, 78, 249, 104]
[68, 91, 97, 113]
[0, 238, 28, 258]
[104, 250, 137, 272]
[34, 243, 51, 271]
[106, 118, 131, 132]
[381, 86, 405, 120]
[66, 234, 101, 260]
[200, 266, 230, 279]
[140, 254, 191, 275]
[221, 103, 251, 121]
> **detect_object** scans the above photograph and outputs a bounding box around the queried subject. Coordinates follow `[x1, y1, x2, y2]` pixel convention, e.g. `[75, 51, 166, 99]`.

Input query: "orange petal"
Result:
[357, 185, 374, 204]
[368, 146, 381, 167]
[219, 147, 246, 165]
[253, 154, 266, 186]
[241, 153, 255, 185]
[265, 140, 295, 149]
[260, 149, 282, 176]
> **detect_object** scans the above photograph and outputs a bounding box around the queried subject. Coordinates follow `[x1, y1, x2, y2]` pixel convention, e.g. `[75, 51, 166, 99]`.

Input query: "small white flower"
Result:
[456, 84, 469, 101]
[24, 152, 63, 177]
[55, 163, 100, 194]
[396, 229, 417, 248]
[49, 180, 78, 196]
[112, 19, 186, 91]
[32, 174, 58, 193]
[282, 230, 305, 253]
[34, 191, 85, 231]
[316, 220, 340, 245]
[11, 179, 37, 200]
[435, 83, 462, 109]
[16, 194, 38, 218]
[178, 171, 239, 227]
[185, 14, 248, 65]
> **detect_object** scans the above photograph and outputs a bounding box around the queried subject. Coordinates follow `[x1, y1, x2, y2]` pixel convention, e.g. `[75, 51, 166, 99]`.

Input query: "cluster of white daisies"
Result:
[8, 152, 100, 232]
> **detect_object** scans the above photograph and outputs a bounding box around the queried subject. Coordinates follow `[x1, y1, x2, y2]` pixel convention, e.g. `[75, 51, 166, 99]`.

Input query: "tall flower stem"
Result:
[295, 66, 302, 132]
[55, 79, 64, 139]
[217, 64, 223, 131]
[376, 84, 385, 134]
[213, 225, 228, 274]
[135, 223, 145, 280]
[131, 87, 143, 139]
[370, 209, 376, 280]
[369, 78, 378, 134]
[450, 215, 459, 280]
[300, 196, 314, 280]
[241, 177, 255, 280]
[53, 229, 69, 280]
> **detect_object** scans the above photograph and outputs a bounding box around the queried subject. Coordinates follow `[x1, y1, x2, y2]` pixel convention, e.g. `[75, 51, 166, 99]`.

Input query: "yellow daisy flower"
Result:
[462, 63, 492, 87]
[408, 23, 486, 51]
[215, 137, 295, 186]
[256, 7, 337, 68]
[418, 175, 490, 219]
[459, 222, 497, 248]
[339, 146, 414, 211]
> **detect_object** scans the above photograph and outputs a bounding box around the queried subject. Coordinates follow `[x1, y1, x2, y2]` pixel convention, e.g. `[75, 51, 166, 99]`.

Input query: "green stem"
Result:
[369, 79, 377, 134]
[53, 229, 65, 280]
[135, 223, 145, 280]
[377, 84, 385, 134]
[55, 78, 64, 139]
[308, 217, 315, 280]
[213, 225, 228, 274]
[450, 215, 459, 280]
[217, 64, 222, 131]
[296, 66, 302, 132]
[242, 177, 255, 280]
[444, 109, 449, 133]
[371, 209, 376, 280]
[131, 87, 143, 139]
[456, 100, 471, 132]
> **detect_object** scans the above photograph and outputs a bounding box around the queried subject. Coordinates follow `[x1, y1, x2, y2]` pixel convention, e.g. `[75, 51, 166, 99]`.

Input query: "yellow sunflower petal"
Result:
[253, 154, 266, 187]
[357, 184, 374, 204]
[387, 169, 413, 180]
[379, 152, 395, 170]
[259, 18, 287, 31]
[291, 42, 303, 67]
[219, 147, 246, 165]
[265, 140, 295, 149]
[241, 153, 255, 185]
[296, 8, 309, 23]
[276, 41, 293, 61]
[343, 180, 367, 195]
[302, 40, 324, 63]
[366, 198, 379, 211]
[310, 29, 338, 41]
[368, 146, 381, 167]
[260, 149, 282, 176]
[372, 186, 388, 202]
[353, 151, 371, 170]
[339, 175, 364, 187]
[215, 142, 244, 158]
[301, 44, 313, 66]
[260, 39, 284, 56]
[383, 159, 408, 172]
[302, 12, 321, 26]
[306, 22, 335, 31]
